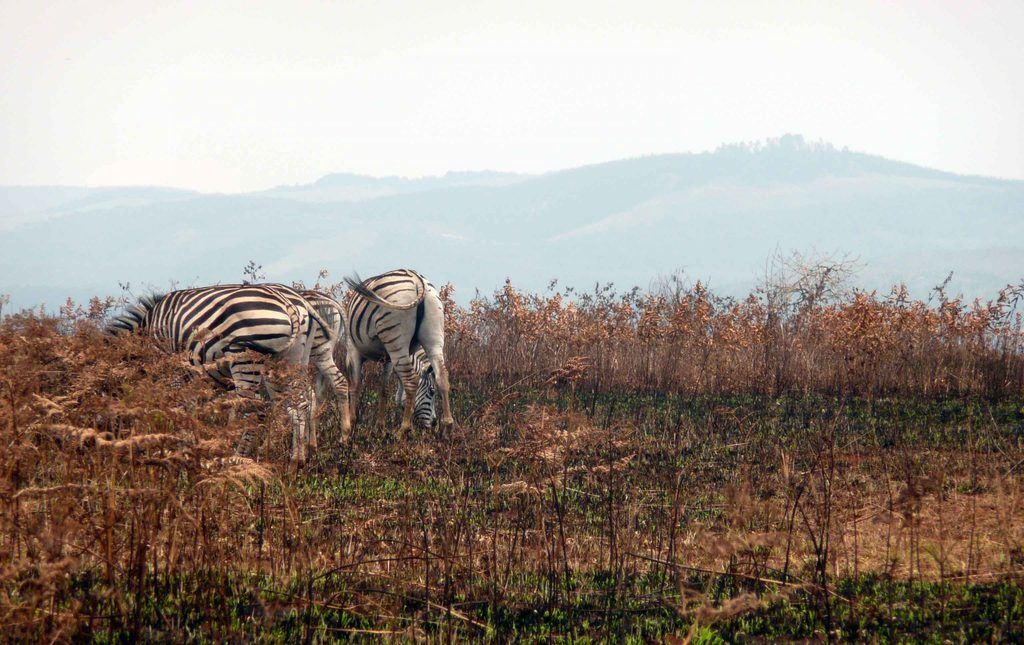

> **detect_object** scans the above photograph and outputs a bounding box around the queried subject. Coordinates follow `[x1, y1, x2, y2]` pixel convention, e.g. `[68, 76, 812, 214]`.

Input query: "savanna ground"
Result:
[3, 265, 1024, 642]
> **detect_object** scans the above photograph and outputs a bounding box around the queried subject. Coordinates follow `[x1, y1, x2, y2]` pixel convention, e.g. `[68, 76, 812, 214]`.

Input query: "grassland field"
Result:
[3, 284, 1024, 642]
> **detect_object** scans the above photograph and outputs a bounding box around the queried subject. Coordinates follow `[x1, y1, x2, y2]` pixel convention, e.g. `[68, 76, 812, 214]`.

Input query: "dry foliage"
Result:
[0, 314, 288, 639]
[445, 277, 1024, 398]
[1, 275, 1024, 639]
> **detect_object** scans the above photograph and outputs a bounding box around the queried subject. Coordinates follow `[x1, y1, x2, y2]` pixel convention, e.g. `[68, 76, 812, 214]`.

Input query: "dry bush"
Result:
[445, 276, 1024, 398]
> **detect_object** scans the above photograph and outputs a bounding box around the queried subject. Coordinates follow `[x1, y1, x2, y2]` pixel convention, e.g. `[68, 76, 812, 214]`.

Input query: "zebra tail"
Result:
[344, 272, 425, 311]
[295, 293, 339, 345]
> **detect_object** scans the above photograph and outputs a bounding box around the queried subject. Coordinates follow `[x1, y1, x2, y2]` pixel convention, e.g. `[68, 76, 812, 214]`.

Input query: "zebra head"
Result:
[412, 365, 438, 429]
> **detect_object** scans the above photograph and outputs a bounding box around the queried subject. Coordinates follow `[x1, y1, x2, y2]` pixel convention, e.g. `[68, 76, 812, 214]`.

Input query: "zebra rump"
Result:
[344, 271, 425, 311]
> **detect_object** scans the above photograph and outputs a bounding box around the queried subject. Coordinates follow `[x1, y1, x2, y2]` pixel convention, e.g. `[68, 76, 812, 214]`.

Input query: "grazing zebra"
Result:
[344, 269, 454, 432]
[107, 283, 348, 464]
[384, 347, 437, 429]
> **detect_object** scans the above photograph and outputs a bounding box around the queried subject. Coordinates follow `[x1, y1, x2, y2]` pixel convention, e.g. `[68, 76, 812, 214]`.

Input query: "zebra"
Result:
[107, 283, 350, 464]
[343, 268, 454, 432]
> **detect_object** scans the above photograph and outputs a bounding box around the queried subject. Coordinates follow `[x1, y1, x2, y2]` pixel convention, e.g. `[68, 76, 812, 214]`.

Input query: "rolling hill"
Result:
[2, 135, 1022, 311]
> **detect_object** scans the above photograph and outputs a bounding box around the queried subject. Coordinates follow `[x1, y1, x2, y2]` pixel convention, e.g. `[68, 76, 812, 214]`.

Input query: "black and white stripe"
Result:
[385, 347, 436, 429]
[344, 269, 454, 431]
[300, 289, 354, 438]
[108, 283, 348, 463]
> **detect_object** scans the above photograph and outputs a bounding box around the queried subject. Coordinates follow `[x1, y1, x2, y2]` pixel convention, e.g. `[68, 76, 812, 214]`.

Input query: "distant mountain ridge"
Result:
[311, 169, 527, 188]
[1, 135, 1021, 312]
[257, 169, 528, 203]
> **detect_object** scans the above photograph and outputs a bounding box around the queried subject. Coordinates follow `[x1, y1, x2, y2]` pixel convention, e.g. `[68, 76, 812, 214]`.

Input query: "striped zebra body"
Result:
[344, 269, 454, 432]
[108, 283, 347, 463]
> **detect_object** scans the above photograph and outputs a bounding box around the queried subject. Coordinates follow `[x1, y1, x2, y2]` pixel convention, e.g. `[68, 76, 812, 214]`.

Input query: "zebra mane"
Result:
[106, 292, 165, 334]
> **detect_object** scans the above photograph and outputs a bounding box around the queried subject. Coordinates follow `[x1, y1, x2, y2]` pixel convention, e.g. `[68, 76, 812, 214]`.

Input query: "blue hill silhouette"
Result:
[2, 135, 1021, 311]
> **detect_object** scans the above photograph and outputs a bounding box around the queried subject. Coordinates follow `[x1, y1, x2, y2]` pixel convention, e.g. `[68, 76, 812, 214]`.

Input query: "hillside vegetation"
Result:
[2, 276, 1024, 640]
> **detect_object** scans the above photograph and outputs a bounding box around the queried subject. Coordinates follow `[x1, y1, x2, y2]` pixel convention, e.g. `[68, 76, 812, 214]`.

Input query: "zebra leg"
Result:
[385, 360, 404, 406]
[391, 354, 419, 433]
[288, 403, 307, 465]
[307, 381, 318, 452]
[312, 351, 352, 442]
[274, 370, 313, 466]
[345, 350, 363, 428]
[334, 376, 352, 441]
[275, 336, 316, 466]
[214, 349, 269, 458]
[224, 349, 266, 393]
[428, 354, 455, 428]
[377, 361, 389, 424]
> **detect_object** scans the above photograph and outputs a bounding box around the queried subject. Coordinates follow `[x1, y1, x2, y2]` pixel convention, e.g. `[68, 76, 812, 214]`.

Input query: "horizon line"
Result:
[3, 134, 1023, 194]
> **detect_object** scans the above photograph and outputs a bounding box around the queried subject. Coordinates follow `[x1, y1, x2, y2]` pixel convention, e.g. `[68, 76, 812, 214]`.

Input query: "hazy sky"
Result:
[2, 1, 1022, 192]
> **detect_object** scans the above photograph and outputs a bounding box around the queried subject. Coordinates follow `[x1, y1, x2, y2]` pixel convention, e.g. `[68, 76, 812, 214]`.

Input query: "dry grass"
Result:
[443, 277, 1024, 399]
[2, 277, 1024, 640]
